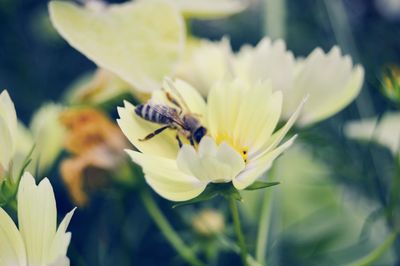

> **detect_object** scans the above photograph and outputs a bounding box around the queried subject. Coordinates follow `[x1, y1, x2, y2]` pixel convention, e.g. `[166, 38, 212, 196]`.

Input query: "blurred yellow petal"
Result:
[126, 150, 207, 201]
[65, 68, 131, 105]
[49, 0, 185, 92]
[175, 0, 246, 19]
[117, 101, 178, 158]
[0, 208, 26, 266]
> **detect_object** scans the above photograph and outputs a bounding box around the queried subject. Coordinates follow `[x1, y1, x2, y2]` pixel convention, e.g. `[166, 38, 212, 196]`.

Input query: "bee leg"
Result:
[189, 137, 195, 146]
[139, 126, 170, 141]
[176, 134, 183, 148]
[165, 91, 183, 114]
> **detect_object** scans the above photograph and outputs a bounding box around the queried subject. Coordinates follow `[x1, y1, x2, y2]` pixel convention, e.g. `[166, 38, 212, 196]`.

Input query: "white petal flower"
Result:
[0, 172, 75, 266]
[344, 112, 400, 155]
[118, 78, 304, 201]
[177, 37, 364, 126]
[0, 90, 18, 172]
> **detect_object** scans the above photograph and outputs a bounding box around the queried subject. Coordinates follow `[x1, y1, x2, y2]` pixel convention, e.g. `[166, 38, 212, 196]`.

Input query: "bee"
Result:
[134, 83, 207, 147]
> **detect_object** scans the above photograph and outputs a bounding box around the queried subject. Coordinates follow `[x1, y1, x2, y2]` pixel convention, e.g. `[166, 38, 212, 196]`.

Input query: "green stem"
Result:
[346, 232, 397, 266]
[255, 190, 272, 265]
[256, 168, 277, 265]
[387, 156, 400, 223]
[229, 197, 248, 266]
[217, 233, 261, 266]
[140, 190, 205, 266]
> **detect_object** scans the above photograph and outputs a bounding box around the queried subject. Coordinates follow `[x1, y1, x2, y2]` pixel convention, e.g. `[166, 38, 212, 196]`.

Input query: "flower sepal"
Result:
[0, 145, 35, 207]
[243, 181, 280, 191]
[173, 182, 242, 208]
[0, 175, 17, 207]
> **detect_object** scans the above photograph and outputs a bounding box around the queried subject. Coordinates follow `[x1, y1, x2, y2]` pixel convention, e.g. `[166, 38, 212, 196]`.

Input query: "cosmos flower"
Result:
[0, 172, 75, 266]
[344, 112, 400, 155]
[60, 108, 129, 206]
[176, 37, 364, 126]
[117, 78, 304, 201]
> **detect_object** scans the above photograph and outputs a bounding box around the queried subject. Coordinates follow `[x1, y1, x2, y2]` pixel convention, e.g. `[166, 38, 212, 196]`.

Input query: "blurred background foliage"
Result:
[1, 0, 400, 265]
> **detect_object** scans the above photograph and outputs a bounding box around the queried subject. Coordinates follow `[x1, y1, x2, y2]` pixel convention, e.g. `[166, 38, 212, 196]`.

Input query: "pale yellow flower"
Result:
[117, 78, 304, 201]
[177, 37, 364, 126]
[344, 112, 400, 155]
[0, 172, 75, 266]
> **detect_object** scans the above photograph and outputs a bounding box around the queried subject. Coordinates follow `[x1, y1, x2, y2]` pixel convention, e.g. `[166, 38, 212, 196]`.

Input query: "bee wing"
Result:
[151, 104, 185, 127]
[164, 78, 192, 113]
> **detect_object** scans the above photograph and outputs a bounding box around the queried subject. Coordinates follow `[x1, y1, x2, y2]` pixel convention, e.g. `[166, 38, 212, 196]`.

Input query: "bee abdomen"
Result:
[135, 104, 174, 124]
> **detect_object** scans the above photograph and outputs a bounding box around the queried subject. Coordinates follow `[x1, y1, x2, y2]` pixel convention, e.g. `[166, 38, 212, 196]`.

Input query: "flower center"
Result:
[215, 133, 248, 163]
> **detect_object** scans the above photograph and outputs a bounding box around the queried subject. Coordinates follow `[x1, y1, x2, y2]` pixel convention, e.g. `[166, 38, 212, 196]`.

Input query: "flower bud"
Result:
[192, 209, 225, 237]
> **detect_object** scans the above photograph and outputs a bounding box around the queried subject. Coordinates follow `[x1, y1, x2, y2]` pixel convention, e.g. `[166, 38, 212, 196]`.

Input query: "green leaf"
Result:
[18, 144, 36, 181]
[244, 181, 280, 191]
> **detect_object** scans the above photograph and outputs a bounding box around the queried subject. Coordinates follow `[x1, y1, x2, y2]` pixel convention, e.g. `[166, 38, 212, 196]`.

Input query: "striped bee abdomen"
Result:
[135, 104, 177, 125]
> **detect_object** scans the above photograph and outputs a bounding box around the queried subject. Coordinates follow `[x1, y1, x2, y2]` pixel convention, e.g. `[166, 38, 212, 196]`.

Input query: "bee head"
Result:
[193, 126, 207, 144]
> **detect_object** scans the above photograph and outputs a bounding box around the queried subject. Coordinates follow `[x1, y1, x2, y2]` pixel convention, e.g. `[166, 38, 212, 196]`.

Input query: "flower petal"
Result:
[17, 172, 57, 266]
[207, 79, 282, 154]
[286, 46, 364, 126]
[117, 100, 178, 159]
[0, 208, 26, 266]
[0, 116, 13, 171]
[49, 0, 185, 92]
[175, 38, 233, 96]
[345, 112, 400, 155]
[176, 137, 245, 183]
[0, 91, 17, 170]
[48, 208, 76, 264]
[152, 78, 207, 117]
[30, 103, 65, 175]
[235, 37, 295, 93]
[126, 150, 207, 201]
[233, 135, 297, 190]
[252, 96, 306, 160]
